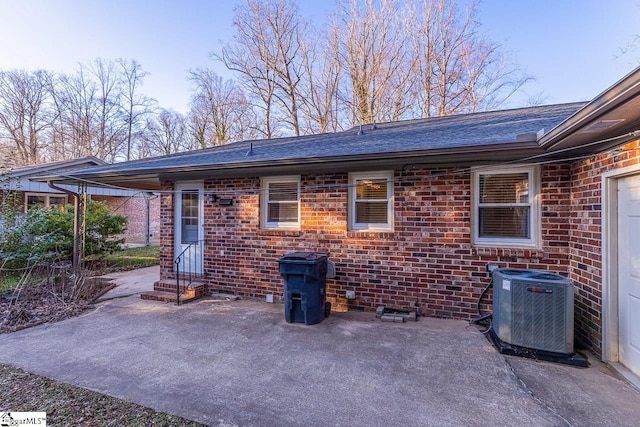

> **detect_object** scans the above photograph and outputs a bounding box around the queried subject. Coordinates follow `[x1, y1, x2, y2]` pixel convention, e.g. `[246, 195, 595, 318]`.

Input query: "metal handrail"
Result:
[174, 239, 205, 305]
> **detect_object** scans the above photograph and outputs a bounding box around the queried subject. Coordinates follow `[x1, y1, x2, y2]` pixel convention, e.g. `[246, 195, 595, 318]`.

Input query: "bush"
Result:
[0, 201, 128, 269]
[83, 201, 128, 256]
[0, 207, 66, 269]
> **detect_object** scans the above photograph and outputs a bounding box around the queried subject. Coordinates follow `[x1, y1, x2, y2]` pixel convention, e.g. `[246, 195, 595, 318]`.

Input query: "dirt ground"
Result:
[0, 364, 205, 426]
[0, 275, 112, 333]
[0, 271, 207, 426]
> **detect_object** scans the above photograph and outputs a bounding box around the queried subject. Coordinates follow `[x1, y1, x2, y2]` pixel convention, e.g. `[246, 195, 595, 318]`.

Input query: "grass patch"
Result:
[87, 245, 160, 273]
[0, 364, 205, 426]
[0, 274, 21, 293]
[0, 264, 55, 294]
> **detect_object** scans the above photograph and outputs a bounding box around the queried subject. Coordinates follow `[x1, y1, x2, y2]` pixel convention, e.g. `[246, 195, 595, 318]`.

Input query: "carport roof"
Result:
[7, 156, 106, 178]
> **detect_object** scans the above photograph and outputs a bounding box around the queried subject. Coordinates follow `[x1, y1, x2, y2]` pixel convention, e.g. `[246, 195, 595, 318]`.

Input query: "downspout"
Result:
[144, 192, 159, 246]
[47, 181, 85, 271]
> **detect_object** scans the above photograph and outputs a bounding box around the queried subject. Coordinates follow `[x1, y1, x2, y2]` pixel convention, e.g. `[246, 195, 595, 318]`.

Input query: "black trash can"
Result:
[278, 252, 330, 325]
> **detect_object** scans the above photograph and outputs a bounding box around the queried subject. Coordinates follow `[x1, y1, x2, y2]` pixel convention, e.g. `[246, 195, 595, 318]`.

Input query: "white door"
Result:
[618, 174, 640, 376]
[175, 182, 204, 275]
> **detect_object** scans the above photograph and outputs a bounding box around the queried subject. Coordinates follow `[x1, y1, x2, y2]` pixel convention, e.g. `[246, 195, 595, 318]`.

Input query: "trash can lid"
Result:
[279, 251, 326, 261]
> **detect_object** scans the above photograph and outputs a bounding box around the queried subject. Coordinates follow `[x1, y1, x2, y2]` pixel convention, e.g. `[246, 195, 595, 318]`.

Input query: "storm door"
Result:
[174, 182, 204, 274]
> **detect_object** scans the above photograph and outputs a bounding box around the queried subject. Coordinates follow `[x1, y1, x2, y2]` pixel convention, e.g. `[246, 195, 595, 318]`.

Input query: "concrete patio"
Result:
[0, 267, 639, 426]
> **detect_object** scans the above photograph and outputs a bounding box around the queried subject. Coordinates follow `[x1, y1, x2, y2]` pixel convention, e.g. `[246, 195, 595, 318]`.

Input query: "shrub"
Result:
[84, 201, 128, 257]
[0, 201, 128, 269]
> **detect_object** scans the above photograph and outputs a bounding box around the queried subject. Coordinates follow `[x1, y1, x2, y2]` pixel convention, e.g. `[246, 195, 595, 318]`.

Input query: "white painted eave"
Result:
[539, 66, 640, 151]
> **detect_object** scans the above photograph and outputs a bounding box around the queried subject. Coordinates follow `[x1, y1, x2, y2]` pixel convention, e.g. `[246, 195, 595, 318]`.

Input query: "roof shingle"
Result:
[69, 102, 585, 176]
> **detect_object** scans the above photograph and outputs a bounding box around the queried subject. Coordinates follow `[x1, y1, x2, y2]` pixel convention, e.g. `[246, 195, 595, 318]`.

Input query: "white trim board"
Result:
[601, 164, 640, 386]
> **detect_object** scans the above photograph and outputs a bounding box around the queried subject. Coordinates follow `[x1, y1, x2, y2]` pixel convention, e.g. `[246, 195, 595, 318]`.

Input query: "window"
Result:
[349, 171, 394, 231]
[25, 193, 68, 212]
[181, 190, 200, 244]
[261, 176, 300, 229]
[472, 166, 539, 247]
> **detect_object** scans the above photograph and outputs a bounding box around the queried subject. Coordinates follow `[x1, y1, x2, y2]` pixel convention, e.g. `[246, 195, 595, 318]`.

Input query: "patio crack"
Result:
[504, 357, 574, 427]
[94, 292, 141, 303]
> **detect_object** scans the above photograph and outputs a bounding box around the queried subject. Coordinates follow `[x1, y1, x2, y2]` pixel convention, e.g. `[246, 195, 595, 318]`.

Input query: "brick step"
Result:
[152, 280, 208, 299]
[140, 290, 198, 304]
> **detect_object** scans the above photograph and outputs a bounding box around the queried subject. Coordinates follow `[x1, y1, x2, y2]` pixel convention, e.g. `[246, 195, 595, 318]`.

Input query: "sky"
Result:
[0, 0, 639, 115]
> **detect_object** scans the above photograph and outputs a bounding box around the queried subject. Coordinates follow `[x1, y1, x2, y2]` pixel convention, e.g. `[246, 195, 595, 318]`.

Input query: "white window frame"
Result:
[24, 192, 68, 211]
[348, 171, 394, 232]
[260, 176, 301, 230]
[471, 166, 540, 248]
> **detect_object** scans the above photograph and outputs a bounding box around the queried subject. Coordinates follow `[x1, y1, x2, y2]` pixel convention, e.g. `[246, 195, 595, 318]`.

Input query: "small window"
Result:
[349, 171, 394, 231]
[181, 190, 200, 244]
[49, 196, 67, 210]
[261, 176, 300, 229]
[473, 166, 539, 247]
[25, 193, 68, 212]
[26, 194, 46, 209]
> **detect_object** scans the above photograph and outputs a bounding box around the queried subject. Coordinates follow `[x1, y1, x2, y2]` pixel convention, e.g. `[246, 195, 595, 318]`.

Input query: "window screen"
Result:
[349, 172, 393, 230]
[476, 171, 533, 240]
[355, 179, 389, 224]
[262, 178, 300, 228]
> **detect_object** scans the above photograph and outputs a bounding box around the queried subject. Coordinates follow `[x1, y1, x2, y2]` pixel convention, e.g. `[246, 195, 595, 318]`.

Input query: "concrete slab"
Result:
[0, 267, 639, 426]
[507, 354, 640, 426]
[0, 298, 558, 426]
[94, 265, 159, 301]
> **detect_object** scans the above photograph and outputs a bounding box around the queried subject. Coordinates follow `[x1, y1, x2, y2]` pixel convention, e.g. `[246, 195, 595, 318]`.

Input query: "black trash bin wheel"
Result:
[324, 301, 331, 318]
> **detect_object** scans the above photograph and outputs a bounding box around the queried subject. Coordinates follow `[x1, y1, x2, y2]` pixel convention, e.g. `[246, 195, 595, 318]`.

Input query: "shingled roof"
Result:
[38, 102, 587, 190]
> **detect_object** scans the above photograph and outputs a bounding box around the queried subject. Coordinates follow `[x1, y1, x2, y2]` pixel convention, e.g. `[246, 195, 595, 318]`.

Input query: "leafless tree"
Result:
[410, 0, 529, 117]
[214, 0, 308, 137]
[188, 68, 258, 147]
[331, 0, 414, 126]
[89, 59, 126, 162]
[206, 0, 531, 135]
[117, 59, 155, 161]
[0, 69, 54, 165]
[0, 0, 534, 165]
[298, 24, 343, 133]
[50, 65, 99, 160]
[140, 109, 191, 157]
[46, 59, 155, 163]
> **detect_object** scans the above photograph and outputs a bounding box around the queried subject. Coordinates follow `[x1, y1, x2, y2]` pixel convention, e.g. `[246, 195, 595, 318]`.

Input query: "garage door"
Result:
[618, 174, 640, 376]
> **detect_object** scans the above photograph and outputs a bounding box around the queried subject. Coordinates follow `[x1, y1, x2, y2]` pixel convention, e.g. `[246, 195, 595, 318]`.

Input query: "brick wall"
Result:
[569, 140, 640, 355]
[160, 182, 175, 274]
[92, 195, 160, 245]
[153, 141, 640, 358]
[159, 165, 574, 319]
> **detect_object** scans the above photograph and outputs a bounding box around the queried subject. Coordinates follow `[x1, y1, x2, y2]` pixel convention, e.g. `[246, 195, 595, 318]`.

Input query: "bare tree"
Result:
[410, 0, 529, 117]
[214, 0, 308, 137]
[216, 43, 277, 139]
[331, 0, 414, 126]
[89, 59, 127, 162]
[298, 24, 343, 133]
[616, 28, 640, 65]
[47, 59, 155, 163]
[50, 65, 99, 160]
[205, 0, 532, 135]
[0, 69, 53, 165]
[188, 68, 258, 147]
[0, 60, 160, 163]
[117, 59, 154, 161]
[140, 109, 191, 157]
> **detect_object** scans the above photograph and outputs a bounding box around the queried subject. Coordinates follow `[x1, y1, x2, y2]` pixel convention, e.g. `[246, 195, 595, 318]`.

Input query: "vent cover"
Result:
[492, 269, 574, 354]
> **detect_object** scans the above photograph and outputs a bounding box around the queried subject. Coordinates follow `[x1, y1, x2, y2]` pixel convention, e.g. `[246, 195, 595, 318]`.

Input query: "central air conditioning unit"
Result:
[492, 269, 574, 355]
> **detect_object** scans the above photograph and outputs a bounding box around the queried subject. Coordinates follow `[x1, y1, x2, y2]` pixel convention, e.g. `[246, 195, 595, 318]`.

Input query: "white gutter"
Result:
[538, 66, 640, 149]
